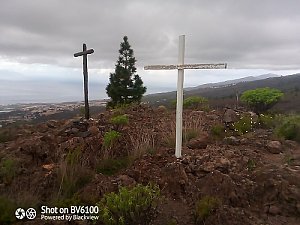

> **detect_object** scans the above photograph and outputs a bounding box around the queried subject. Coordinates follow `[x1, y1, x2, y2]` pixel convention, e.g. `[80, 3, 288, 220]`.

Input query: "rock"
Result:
[117, 175, 136, 187]
[157, 105, 168, 112]
[268, 205, 281, 215]
[266, 141, 282, 154]
[88, 126, 99, 135]
[216, 157, 231, 173]
[187, 132, 209, 149]
[223, 108, 239, 123]
[70, 128, 80, 134]
[224, 136, 239, 145]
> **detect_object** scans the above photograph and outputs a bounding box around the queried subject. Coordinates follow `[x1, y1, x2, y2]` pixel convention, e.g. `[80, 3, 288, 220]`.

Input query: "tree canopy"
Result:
[241, 87, 283, 113]
[106, 36, 146, 107]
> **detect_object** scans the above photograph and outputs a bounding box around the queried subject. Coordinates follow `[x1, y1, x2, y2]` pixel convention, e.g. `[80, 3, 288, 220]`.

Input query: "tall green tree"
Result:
[106, 36, 146, 107]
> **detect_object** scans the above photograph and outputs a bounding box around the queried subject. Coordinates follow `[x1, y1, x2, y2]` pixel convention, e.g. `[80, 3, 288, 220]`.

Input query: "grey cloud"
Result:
[0, 0, 300, 70]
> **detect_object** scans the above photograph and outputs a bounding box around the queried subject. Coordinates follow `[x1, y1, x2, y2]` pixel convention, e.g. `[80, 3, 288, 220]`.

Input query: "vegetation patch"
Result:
[103, 130, 121, 149]
[0, 158, 17, 184]
[183, 128, 199, 143]
[210, 124, 225, 138]
[241, 87, 283, 113]
[275, 115, 300, 143]
[110, 114, 129, 126]
[97, 183, 160, 225]
[194, 196, 221, 223]
[96, 157, 131, 176]
[0, 196, 17, 225]
[233, 115, 253, 135]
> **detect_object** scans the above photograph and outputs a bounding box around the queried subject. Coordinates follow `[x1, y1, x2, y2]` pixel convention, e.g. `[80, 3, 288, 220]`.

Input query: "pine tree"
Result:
[106, 36, 146, 107]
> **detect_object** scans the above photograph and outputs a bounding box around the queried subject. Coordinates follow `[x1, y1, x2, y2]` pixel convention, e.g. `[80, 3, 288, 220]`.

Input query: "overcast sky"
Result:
[1, 0, 300, 105]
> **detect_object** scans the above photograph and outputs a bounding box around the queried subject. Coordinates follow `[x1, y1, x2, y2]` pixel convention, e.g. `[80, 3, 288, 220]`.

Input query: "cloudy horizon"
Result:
[1, 0, 300, 105]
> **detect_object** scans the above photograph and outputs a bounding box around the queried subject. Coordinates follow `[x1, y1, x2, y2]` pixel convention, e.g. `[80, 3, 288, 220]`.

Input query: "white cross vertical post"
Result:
[144, 35, 227, 158]
[176, 35, 185, 158]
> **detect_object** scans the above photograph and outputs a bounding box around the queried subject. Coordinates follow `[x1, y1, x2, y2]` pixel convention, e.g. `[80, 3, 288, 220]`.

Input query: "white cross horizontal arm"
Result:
[144, 63, 227, 70]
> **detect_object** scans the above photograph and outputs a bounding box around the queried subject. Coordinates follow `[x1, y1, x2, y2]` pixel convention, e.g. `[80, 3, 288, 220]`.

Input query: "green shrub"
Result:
[0, 130, 14, 143]
[258, 114, 277, 128]
[195, 196, 221, 223]
[58, 147, 92, 198]
[241, 87, 283, 113]
[210, 124, 225, 138]
[103, 130, 121, 149]
[96, 157, 131, 176]
[183, 129, 199, 143]
[0, 158, 17, 184]
[97, 183, 160, 225]
[172, 96, 208, 110]
[233, 116, 252, 135]
[110, 115, 129, 126]
[0, 196, 17, 225]
[276, 115, 300, 143]
[247, 159, 256, 172]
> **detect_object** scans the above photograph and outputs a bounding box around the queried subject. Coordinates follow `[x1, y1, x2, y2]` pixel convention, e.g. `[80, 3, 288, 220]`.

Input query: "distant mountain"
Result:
[143, 73, 300, 112]
[185, 73, 280, 91]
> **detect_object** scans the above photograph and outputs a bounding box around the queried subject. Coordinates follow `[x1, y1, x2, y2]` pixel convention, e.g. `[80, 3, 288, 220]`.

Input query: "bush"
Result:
[97, 183, 160, 225]
[0, 158, 17, 184]
[233, 116, 253, 135]
[172, 96, 208, 110]
[110, 115, 129, 126]
[276, 115, 300, 143]
[195, 196, 221, 223]
[183, 129, 199, 143]
[210, 124, 225, 138]
[58, 147, 92, 198]
[103, 130, 121, 149]
[258, 114, 277, 128]
[96, 157, 131, 176]
[241, 87, 283, 113]
[0, 196, 17, 225]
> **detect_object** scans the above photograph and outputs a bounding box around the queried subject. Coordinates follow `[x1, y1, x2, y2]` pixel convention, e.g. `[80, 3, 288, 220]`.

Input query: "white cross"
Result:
[144, 35, 227, 158]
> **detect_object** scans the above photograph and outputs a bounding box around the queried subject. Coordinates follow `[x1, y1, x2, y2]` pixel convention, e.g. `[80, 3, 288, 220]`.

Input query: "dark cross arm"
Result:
[74, 49, 94, 57]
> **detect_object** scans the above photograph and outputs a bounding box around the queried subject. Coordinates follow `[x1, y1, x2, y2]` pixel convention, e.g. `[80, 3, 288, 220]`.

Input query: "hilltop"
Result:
[0, 104, 299, 225]
[144, 73, 300, 112]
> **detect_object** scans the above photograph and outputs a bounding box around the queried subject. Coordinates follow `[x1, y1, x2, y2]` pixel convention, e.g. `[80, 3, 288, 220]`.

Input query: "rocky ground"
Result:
[0, 105, 299, 225]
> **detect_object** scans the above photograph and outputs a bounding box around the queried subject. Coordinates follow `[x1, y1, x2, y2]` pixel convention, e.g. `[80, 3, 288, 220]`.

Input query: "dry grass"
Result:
[129, 129, 156, 158]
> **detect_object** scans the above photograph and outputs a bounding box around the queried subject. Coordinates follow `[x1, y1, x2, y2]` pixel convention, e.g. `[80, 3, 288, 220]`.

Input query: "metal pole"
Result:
[82, 43, 90, 119]
[175, 35, 185, 158]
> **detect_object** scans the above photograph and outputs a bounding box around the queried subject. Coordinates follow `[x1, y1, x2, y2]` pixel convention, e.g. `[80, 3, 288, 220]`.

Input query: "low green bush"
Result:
[210, 124, 225, 138]
[0, 196, 17, 225]
[97, 183, 160, 225]
[110, 115, 129, 126]
[96, 157, 131, 176]
[195, 196, 221, 223]
[276, 115, 300, 143]
[0, 158, 17, 184]
[233, 116, 252, 135]
[103, 130, 121, 149]
[172, 96, 208, 110]
[183, 129, 199, 143]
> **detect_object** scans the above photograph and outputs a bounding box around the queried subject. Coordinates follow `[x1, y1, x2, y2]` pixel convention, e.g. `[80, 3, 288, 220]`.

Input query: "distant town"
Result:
[0, 100, 107, 127]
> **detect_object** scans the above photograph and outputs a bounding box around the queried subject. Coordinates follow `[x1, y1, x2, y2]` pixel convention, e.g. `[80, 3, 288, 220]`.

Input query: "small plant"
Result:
[195, 196, 221, 223]
[283, 154, 294, 166]
[97, 183, 160, 225]
[0, 158, 17, 184]
[110, 114, 129, 126]
[247, 159, 256, 171]
[233, 116, 252, 135]
[0, 196, 17, 225]
[96, 157, 131, 176]
[258, 114, 277, 128]
[183, 129, 199, 143]
[103, 130, 121, 149]
[58, 147, 92, 199]
[129, 129, 156, 158]
[210, 124, 225, 138]
[275, 115, 300, 143]
[0, 129, 14, 143]
[171, 96, 208, 110]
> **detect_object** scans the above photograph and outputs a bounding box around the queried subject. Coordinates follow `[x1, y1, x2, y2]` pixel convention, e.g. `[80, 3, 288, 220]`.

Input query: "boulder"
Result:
[224, 136, 240, 145]
[88, 126, 99, 135]
[266, 141, 282, 154]
[187, 132, 209, 149]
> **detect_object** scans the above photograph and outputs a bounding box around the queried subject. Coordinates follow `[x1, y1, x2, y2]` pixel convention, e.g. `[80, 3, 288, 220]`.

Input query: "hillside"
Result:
[0, 104, 299, 224]
[144, 73, 300, 112]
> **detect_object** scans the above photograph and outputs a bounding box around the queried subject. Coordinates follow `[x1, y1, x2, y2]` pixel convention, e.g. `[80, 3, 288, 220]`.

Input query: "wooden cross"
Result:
[144, 35, 227, 158]
[74, 43, 94, 119]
